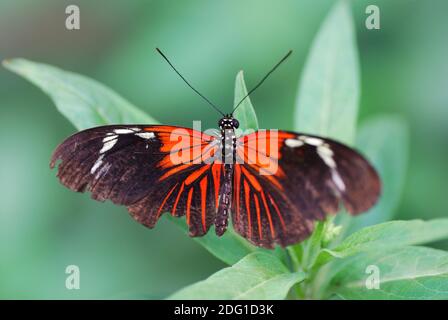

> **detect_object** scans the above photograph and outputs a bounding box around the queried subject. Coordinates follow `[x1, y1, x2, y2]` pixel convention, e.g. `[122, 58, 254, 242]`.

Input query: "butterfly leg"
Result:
[215, 164, 233, 236]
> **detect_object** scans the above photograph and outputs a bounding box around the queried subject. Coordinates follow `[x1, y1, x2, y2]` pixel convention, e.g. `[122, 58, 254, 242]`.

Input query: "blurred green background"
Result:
[0, 0, 447, 299]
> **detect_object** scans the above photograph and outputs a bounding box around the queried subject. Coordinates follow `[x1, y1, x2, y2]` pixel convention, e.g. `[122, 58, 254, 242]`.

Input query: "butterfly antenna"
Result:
[232, 50, 293, 114]
[156, 48, 225, 116]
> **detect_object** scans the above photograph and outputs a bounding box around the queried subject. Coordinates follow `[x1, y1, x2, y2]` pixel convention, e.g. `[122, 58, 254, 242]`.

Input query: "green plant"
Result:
[4, 1, 448, 299]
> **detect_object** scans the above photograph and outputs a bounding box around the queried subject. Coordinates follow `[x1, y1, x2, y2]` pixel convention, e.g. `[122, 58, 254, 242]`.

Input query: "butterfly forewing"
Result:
[232, 130, 380, 248]
[50, 125, 221, 236]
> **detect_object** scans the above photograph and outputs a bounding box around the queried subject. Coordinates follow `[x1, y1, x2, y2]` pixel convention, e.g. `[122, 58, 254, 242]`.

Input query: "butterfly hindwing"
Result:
[232, 163, 315, 248]
[50, 125, 221, 236]
[128, 163, 222, 236]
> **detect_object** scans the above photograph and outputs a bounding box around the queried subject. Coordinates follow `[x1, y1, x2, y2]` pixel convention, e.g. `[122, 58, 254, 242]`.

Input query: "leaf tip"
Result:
[2, 58, 27, 74]
[2, 58, 13, 69]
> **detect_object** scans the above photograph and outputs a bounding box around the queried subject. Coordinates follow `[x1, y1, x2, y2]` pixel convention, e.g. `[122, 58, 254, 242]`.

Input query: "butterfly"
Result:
[50, 49, 381, 248]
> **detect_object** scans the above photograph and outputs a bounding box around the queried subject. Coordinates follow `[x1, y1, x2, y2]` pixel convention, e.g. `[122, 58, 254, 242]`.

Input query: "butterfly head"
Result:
[219, 115, 239, 130]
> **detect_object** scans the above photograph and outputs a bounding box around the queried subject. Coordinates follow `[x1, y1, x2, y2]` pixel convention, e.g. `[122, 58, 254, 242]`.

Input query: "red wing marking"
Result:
[212, 164, 222, 209]
[268, 194, 286, 231]
[241, 166, 262, 192]
[238, 130, 295, 143]
[143, 126, 181, 133]
[157, 142, 218, 172]
[187, 142, 218, 164]
[238, 131, 294, 161]
[238, 144, 279, 161]
[243, 180, 252, 238]
[254, 193, 262, 240]
[153, 126, 215, 153]
[186, 187, 194, 226]
[160, 142, 209, 153]
[144, 126, 215, 140]
[159, 164, 191, 182]
[157, 183, 178, 218]
[185, 165, 211, 185]
[260, 191, 275, 238]
[242, 161, 284, 191]
[234, 165, 242, 222]
[157, 155, 175, 169]
[171, 182, 185, 216]
[236, 130, 293, 193]
[237, 145, 280, 164]
[200, 176, 208, 232]
[236, 148, 285, 191]
[258, 170, 284, 190]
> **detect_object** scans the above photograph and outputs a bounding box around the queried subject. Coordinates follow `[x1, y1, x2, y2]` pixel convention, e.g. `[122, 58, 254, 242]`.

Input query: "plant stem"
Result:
[286, 246, 301, 272]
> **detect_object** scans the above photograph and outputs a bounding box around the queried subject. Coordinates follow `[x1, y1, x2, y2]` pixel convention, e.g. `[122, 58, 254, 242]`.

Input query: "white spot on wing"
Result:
[331, 169, 346, 191]
[285, 138, 304, 148]
[100, 138, 117, 153]
[102, 134, 118, 143]
[114, 128, 135, 134]
[317, 144, 336, 168]
[90, 154, 104, 174]
[135, 132, 155, 140]
[299, 135, 323, 146]
[94, 162, 112, 180]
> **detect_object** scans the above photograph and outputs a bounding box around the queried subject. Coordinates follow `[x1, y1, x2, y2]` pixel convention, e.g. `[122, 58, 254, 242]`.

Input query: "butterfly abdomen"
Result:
[215, 164, 233, 236]
[215, 123, 237, 236]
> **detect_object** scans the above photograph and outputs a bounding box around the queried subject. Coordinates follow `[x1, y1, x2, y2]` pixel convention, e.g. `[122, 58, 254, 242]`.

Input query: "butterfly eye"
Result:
[232, 119, 239, 129]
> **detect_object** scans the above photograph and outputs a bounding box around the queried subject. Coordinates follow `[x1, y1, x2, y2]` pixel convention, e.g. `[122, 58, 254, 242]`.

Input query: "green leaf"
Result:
[299, 220, 325, 271]
[168, 215, 286, 266]
[294, 0, 359, 145]
[349, 115, 409, 231]
[314, 219, 448, 295]
[165, 215, 256, 265]
[3, 58, 259, 266]
[2, 59, 157, 130]
[328, 246, 448, 299]
[292, 0, 360, 264]
[332, 219, 448, 259]
[168, 252, 306, 300]
[233, 70, 259, 131]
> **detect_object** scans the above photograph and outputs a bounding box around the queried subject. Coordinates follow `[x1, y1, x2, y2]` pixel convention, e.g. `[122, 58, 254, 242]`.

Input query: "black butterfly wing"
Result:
[50, 125, 222, 236]
[232, 130, 381, 248]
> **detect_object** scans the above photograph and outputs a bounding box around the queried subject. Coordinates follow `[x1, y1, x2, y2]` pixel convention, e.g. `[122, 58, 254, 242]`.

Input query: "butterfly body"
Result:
[214, 115, 239, 236]
[215, 164, 233, 236]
